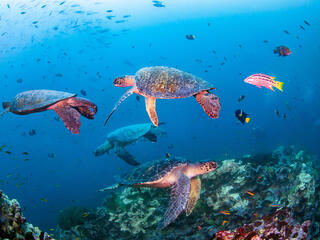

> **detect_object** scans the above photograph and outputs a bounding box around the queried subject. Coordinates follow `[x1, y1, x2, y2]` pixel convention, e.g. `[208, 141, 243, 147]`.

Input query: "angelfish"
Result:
[244, 74, 284, 92]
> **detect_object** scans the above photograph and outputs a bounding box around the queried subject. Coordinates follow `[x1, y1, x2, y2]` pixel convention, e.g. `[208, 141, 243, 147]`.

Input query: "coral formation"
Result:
[215, 208, 310, 240]
[56, 145, 320, 239]
[0, 190, 53, 240]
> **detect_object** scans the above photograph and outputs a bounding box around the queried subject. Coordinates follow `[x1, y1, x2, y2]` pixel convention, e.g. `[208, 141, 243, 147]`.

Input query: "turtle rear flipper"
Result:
[144, 132, 157, 142]
[115, 147, 140, 166]
[158, 173, 190, 229]
[54, 105, 81, 134]
[194, 90, 220, 119]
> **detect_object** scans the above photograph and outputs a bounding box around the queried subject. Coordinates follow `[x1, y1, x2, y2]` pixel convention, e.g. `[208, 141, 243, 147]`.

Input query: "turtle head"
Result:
[113, 75, 135, 87]
[2, 102, 10, 110]
[94, 141, 113, 156]
[185, 161, 217, 177]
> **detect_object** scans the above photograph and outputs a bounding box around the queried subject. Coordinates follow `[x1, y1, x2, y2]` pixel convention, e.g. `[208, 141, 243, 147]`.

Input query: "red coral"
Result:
[215, 208, 310, 240]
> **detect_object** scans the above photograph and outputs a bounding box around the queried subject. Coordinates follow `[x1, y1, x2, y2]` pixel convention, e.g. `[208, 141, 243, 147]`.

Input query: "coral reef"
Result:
[57, 206, 89, 230]
[215, 208, 310, 240]
[0, 190, 53, 240]
[56, 145, 319, 239]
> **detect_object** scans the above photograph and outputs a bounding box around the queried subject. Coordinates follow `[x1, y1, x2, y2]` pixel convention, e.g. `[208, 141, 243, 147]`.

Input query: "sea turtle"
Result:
[99, 156, 217, 229]
[0, 90, 97, 134]
[104, 66, 221, 126]
[94, 122, 166, 166]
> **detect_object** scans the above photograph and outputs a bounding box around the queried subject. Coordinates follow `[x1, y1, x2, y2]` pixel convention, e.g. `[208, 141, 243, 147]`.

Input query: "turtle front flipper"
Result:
[68, 97, 98, 119]
[185, 176, 201, 216]
[158, 173, 190, 229]
[54, 105, 81, 134]
[145, 96, 158, 126]
[104, 88, 135, 126]
[115, 146, 140, 166]
[194, 90, 221, 119]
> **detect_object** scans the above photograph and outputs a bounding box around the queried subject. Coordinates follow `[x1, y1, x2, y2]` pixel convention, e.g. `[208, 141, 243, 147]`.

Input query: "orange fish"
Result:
[197, 225, 202, 230]
[246, 191, 255, 196]
[222, 220, 228, 226]
[220, 211, 231, 215]
[244, 73, 284, 92]
[270, 204, 281, 208]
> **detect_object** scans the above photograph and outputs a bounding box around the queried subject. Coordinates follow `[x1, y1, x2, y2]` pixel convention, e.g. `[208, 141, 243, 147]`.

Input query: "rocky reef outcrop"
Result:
[56, 145, 320, 239]
[0, 190, 53, 240]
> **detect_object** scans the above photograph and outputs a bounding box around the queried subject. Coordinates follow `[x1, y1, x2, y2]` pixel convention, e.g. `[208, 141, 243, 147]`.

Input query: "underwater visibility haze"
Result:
[0, 0, 319, 239]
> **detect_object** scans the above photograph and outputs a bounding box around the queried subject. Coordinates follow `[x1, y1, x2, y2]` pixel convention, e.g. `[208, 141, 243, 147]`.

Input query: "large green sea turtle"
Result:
[99, 156, 217, 229]
[104, 66, 221, 126]
[0, 90, 97, 134]
[94, 123, 165, 166]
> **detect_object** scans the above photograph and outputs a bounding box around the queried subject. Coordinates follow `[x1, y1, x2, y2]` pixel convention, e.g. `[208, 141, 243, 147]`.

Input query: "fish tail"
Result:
[274, 81, 284, 92]
[245, 117, 251, 123]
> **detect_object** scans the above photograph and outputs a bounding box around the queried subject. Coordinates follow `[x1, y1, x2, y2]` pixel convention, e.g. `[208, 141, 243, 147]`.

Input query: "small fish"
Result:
[55, 73, 63, 77]
[7, 4, 10, 8]
[106, 10, 113, 13]
[244, 74, 284, 92]
[80, 89, 87, 96]
[48, 153, 55, 158]
[299, 25, 305, 31]
[41, 5, 47, 8]
[238, 95, 245, 102]
[49, 228, 55, 231]
[263, 40, 269, 43]
[197, 225, 202, 230]
[212, 50, 216, 54]
[222, 220, 228, 226]
[246, 191, 255, 196]
[283, 113, 287, 119]
[21, 12, 26, 15]
[304, 20, 310, 26]
[165, 153, 171, 158]
[32, 21, 39, 24]
[59, 1, 66, 5]
[235, 110, 250, 124]
[275, 109, 280, 117]
[186, 34, 195, 40]
[5, 151, 11, 154]
[115, 20, 126, 24]
[41, 198, 48, 203]
[153, 3, 165, 7]
[284, 30, 290, 35]
[270, 204, 281, 208]
[123, 15, 131, 18]
[29, 129, 36, 136]
[136, 95, 140, 102]
[82, 212, 89, 218]
[219, 211, 231, 215]
[273, 46, 291, 57]
[22, 152, 28, 155]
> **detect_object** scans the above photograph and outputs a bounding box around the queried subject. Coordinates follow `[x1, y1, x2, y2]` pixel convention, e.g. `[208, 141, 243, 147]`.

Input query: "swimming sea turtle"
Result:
[0, 90, 97, 134]
[94, 122, 166, 166]
[99, 156, 217, 229]
[104, 66, 221, 126]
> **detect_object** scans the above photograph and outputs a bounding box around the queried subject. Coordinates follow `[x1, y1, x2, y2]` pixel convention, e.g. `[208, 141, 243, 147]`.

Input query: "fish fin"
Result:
[275, 81, 284, 92]
[158, 173, 190, 229]
[185, 177, 201, 216]
[245, 117, 251, 123]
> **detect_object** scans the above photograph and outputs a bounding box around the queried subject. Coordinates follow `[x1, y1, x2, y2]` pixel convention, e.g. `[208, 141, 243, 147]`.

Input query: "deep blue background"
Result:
[0, 0, 319, 231]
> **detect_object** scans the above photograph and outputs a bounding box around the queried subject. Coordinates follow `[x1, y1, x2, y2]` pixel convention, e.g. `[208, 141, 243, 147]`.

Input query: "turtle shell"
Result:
[10, 90, 75, 113]
[107, 123, 153, 144]
[117, 157, 187, 185]
[135, 66, 214, 99]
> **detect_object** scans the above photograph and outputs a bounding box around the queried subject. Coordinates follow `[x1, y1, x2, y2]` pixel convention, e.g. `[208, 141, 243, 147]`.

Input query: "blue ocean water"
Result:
[0, 0, 319, 232]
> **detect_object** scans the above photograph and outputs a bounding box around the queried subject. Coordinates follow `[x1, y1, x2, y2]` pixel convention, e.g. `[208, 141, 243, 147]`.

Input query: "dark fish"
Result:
[165, 153, 171, 158]
[238, 95, 245, 102]
[186, 34, 195, 40]
[263, 40, 269, 43]
[7, 4, 10, 8]
[136, 96, 141, 102]
[235, 109, 250, 124]
[59, 1, 66, 5]
[106, 10, 113, 13]
[29, 129, 36, 136]
[212, 50, 216, 54]
[32, 21, 38, 24]
[283, 30, 290, 35]
[115, 20, 126, 23]
[304, 20, 310, 26]
[16, 78, 23, 83]
[299, 25, 305, 31]
[22, 152, 28, 155]
[53, 26, 59, 31]
[41, 5, 46, 8]
[283, 113, 287, 119]
[106, 16, 115, 20]
[80, 89, 87, 96]
[153, 3, 165, 7]
[74, 11, 84, 14]
[54, 116, 60, 122]
[123, 15, 131, 18]
[5, 151, 11, 154]
[48, 153, 55, 158]
[55, 73, 63, 77]
[21, 12, 26, 15]
[273, 46, 291, 57]
[275, 109, 280, 117]
[238, 44, 242, 48]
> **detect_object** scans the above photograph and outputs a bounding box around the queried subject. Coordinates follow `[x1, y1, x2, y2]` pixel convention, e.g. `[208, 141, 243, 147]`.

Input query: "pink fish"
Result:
[244, 74, 284, 92]
[274, 46, 291, 57]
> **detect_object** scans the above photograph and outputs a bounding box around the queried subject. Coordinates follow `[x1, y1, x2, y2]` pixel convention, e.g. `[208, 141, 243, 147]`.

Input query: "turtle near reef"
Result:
[99, 156, 218, 229]
[0, 90, 97, 134]
[104, 66, 221, 126]
[94, 122, 166, 166]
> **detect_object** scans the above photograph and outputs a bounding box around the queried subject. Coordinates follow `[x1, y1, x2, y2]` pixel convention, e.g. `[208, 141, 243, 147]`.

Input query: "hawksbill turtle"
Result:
[0, 90, 97, 134]
[98, 156, 217, 229]
[104, 66, 221, 126]
[94, 122, 165, 166]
